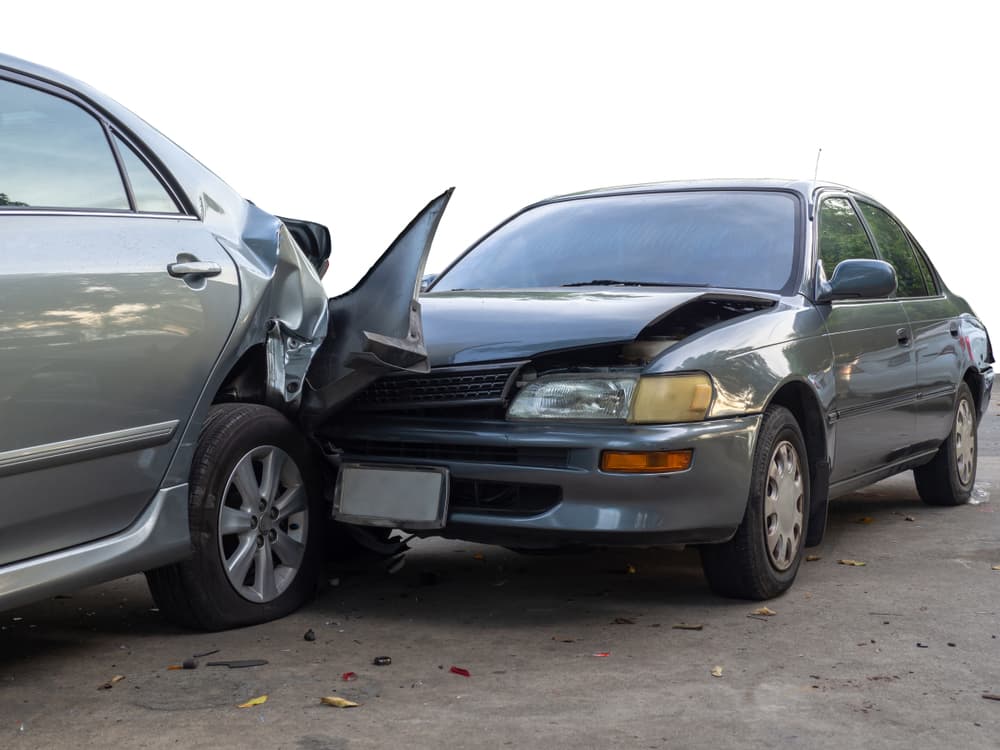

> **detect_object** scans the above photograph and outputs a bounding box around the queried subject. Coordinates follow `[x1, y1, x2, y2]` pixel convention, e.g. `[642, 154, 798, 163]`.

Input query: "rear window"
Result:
[434, 191, 800, 293]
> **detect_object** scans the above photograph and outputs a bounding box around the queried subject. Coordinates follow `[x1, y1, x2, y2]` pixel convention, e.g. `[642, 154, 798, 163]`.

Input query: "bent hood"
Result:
[420, 289, 713, 365]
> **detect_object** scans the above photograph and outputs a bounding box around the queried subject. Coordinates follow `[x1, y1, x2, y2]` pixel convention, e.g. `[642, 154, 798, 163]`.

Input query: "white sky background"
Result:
[4, 0, 998, 335]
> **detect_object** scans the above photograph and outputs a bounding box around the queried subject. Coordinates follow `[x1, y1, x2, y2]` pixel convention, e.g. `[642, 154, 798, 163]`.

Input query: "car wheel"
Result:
[146, 404, 324, 630]
[700, 405, 809, 600]
[913, 381, 977, 506]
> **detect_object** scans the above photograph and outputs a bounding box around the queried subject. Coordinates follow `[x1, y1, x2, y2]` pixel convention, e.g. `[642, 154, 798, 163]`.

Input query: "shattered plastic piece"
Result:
[238, 695, 268, 708]
[612, 617, 635, 625]
[805, 555, 821, 562]
[856, 517, 874, 524]
[373, 656, 392, 666]
[180, 658, 198, 670]
[672, 623, 704, 631]
[904, 516, 915, 522]
[206, 659, 268, 668]
[342, 672, 358, 681]
[916, 642, 929, 648]
[838, 559, 866, 567]
[751, 606, 777, 616]
[592, 652, 611, 657]
[192, 649, 219, 658]
[449, 666, 471, 677]
[711, 666, 723, 678]
[321, 696, 359, 708]
[626, 564, 637, 574]
[304, 629, 316, 642]
[982, 693, 1000, 701]
[98, 675, 125, 690]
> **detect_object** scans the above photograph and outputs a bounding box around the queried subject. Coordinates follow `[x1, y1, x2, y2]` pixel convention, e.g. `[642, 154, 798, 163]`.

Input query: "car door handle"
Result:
[896, 327, 911, 347]
[167, 260, 222, 278]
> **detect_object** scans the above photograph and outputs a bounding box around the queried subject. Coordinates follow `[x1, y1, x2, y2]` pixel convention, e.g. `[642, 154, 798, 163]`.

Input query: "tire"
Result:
[146, 404, 324, 630]
[700, 405, 810, 600]
[913, 381, 977, 506]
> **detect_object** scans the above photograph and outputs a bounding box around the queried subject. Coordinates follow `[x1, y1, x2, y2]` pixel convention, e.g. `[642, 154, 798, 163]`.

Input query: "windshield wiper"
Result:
[560, 279, 709, 288]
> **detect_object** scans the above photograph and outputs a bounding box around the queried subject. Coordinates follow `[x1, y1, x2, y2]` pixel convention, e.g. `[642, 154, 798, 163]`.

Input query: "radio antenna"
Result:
[812, 147, 823, 184]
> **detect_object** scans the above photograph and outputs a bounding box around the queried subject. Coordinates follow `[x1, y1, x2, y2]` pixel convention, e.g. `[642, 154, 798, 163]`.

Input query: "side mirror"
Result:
[420, 273, 437, 293]
[816, 259, 897, 302]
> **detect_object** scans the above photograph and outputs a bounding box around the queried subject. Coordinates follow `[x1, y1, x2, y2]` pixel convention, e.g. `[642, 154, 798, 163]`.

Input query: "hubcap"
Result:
[218, 446, 308, 603]
[763, 440, 804, 572]
[955, 397, 975, 486]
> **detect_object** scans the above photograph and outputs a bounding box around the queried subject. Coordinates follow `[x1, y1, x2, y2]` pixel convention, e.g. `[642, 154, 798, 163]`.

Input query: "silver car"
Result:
[325, 181, 994, 600]
[0, 55, 446, 628]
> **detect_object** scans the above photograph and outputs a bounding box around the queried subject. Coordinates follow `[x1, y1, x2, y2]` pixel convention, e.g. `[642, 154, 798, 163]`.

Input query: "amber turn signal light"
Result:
[600, 449, 693, 473]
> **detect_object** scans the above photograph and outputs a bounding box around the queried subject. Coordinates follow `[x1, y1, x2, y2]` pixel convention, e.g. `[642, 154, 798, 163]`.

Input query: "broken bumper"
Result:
[329, 414, 761, 546]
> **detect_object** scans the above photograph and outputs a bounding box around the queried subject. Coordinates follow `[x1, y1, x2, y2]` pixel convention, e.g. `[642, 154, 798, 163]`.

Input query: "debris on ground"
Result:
[838, 559, 867, 567]
[304, 628, 316, 642]
[372, 656, 392, 666]
[905, 516, 915, 522]
[856, 517, 875, 524]
[626, 564, 637, 574]
[192, 648, 219, 658]
[237, 695, 268, 708]
[672, 623, 704, 631]
[710, 666, 723, 678]
[552, 636, 576, 642]
[592, 652, 611, 657]
[948, 642, 956, 647]
[329, 577, 340, 587]
[982, 693, 1000, 702]
[472, 553, 485, 560]
[751, 606, 777, 617]
[916, 642, 929, 648]
[612, 617, 635, 625]
[805, 555, 821, 562]
[449, 666, 471, 677]
[991, 565, 1000, 571]
[321, 696, 359, 708]
[341, 672, 357, 681]
[166, 658, 198, 671]
[98, 675, 125, 690]
[206, 659, 268, 669]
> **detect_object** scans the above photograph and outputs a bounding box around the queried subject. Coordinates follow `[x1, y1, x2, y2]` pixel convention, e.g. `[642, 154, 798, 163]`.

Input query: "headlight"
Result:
[507, 372, 713, 423]
[507, 375, 638, 420]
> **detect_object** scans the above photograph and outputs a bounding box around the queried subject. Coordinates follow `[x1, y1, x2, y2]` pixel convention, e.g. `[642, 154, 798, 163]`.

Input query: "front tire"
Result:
[700, 405, 809, 600]
[914, 381, 977, 506]
[146, 404, 324, 630]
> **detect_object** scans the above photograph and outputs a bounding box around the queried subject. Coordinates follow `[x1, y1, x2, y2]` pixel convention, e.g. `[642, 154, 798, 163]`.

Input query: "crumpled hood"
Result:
[420, 289, 709, 365]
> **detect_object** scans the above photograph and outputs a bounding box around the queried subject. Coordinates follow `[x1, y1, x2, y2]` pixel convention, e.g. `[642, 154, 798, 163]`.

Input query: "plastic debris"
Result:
[612, 617, 635, 625]
[751, 606, 777, 617]
[372, 656, 392, 666]
[904, 516, 915, 522]
[192, 648, 219, 658]
[304, 628, 316, 642]
[207, 659, 268, 668]
[166, 658, 198, 670]
[672, 623, 704, 631]
[341, 672, 358, 681]
[449, 666, 471, 677]
[552, 636, 576, 642]
[238, 695, 268, 708]
[321, 696, 359, 708]
[982, 693, 1000, 701]
[592, 652, 611, 657]
[991, 565, 1000, 571]
[98, 675, 125, 690]
[856, 517, 874, 524]
[916, 642, 929, 648]
[805, 555, 821, 562]
[710, 666, 723, 678]
[838, 559, 866, 567]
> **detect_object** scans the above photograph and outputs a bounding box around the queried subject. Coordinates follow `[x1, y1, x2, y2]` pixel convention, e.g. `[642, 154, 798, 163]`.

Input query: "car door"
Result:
[815, 195, 917, 484]
[856, 200, 961, 452]
[0, 77, 239, 565]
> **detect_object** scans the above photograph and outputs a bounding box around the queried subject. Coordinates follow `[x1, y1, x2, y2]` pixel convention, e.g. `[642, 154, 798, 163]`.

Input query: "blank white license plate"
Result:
[333, 463, 449, 529]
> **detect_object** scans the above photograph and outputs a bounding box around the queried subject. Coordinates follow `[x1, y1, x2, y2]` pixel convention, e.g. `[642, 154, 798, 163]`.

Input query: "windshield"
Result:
[434, 190, 799, 293]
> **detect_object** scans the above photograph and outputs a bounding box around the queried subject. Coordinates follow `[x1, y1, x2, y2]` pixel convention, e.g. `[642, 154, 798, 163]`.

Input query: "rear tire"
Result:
[914, 381, 977, 506]
[146, 404, 324, 630]
[700, 405, 809, 600]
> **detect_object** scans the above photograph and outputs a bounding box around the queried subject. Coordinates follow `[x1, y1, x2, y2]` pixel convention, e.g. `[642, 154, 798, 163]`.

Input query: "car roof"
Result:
[542, 178, 872, 205]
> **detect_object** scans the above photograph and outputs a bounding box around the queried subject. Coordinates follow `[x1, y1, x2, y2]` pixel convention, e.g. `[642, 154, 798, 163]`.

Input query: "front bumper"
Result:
[328, 414, 761, 546]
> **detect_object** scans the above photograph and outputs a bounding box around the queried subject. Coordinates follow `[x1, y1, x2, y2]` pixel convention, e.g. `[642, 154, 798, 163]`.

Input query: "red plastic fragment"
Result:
[341, 671, 357, 681]
[592, 652, 611, 657]
[449, 666, 471, 677]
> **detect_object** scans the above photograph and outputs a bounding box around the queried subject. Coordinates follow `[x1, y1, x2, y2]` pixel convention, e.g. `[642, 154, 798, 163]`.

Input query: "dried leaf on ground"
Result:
[710, 666, 723, 678]
[237, 695, 268, 708]
[98, 675, 125, 690]
[672, 623, 704, 631]
[856, 517, 874, 524]
[991, 565, 1000, 571]
[751, 606, 777, 616]
[321, 696, 359, 708]
[838, 559, 866, 567]
[805, 555, 821, 562]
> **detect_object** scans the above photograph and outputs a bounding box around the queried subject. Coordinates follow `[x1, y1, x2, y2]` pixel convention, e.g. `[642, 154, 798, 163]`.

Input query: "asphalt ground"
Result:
[2, 394, 998, 749]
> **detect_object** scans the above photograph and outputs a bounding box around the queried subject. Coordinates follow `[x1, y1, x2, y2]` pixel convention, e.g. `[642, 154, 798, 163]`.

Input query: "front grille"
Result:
[336, 439, 569, 469]
[353, 362, 523, 411]
[449, 479, 561, 516]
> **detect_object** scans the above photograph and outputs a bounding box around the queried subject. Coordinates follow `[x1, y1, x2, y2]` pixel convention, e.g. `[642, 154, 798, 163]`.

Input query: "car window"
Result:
[858, 201, 929, 297]
[113, 133, 179, 213]
[434, 191, 800, 293]
[818, 197, 877, 279]
[0, 79, 129, 210]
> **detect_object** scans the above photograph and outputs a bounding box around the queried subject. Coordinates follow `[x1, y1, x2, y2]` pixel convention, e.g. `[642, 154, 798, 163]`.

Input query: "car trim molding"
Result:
[0, 420, 179, 477]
